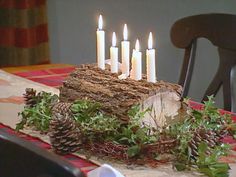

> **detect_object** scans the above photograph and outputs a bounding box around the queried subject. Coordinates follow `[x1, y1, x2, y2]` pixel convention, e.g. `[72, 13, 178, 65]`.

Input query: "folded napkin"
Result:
[87, 164, 124, 177]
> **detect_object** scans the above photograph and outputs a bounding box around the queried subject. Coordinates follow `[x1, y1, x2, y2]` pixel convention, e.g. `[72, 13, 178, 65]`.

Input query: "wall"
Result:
[47, 0, 236, 109]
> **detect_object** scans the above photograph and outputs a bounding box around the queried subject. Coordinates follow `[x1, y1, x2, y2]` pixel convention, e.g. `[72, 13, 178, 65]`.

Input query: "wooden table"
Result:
[1, 64, 236, 177]
[2, 64, 73, 73]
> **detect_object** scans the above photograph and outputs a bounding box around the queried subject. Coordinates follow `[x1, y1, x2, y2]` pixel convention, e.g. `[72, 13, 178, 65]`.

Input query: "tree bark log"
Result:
[60, 64, 184, 128]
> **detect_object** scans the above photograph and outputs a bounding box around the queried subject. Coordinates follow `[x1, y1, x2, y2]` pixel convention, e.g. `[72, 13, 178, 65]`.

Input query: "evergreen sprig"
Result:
[16, 91, 58, 132]
[71, 100, 101, 121]
[117, 105, 157, 157]
[196, 143, 230, 177]
[71, 103, 156, 157]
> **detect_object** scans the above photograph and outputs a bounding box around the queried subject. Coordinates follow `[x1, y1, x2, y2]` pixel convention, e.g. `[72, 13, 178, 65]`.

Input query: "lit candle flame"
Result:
[98, 15, 103, 30]
[123, 24, 128, 40]
[112, 32, 116, 47]
[135, 39, 140, 51]
[148, 32, 153, 49]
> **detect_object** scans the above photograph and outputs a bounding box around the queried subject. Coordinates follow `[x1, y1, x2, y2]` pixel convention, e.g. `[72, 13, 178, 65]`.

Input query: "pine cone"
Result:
[49, 113, 80, 155]
[216, 127, 229, 139]
[188, 128, 219, 159]
[23, 88, 37, 107]
[51, 102, 73, 115]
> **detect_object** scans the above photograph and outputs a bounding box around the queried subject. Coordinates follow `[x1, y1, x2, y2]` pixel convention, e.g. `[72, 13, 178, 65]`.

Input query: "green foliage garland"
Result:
[16, 90, 236, 177]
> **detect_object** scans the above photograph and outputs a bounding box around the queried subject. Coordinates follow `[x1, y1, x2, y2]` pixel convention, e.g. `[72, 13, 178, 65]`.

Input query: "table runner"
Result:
[1, 65, 236, 176]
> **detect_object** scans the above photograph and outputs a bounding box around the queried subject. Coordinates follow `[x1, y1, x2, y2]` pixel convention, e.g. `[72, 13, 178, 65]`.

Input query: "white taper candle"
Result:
[110, 32, 118, 73]
[96, 15, 105, 70]
[146, 32, 156, 83]
[121, 24, 130, 76]
[131, 39, 142, 80]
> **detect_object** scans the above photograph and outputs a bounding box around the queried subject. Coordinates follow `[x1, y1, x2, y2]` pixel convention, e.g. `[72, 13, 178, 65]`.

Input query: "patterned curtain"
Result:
[0, 0, 50, 67]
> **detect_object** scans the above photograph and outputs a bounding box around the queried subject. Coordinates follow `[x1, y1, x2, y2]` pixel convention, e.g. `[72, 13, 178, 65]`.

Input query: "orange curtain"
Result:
[0, 0, 50, 67]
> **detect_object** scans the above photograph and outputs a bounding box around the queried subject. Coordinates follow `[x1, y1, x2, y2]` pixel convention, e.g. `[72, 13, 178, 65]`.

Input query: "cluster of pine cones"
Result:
[188, 123, 229, 160]
[24, 88, 81, 155]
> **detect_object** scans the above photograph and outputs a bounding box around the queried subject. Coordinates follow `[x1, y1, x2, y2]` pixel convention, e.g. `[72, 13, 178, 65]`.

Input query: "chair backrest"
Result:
[170, 13, 236, 112]
[0, 130, 85, 177]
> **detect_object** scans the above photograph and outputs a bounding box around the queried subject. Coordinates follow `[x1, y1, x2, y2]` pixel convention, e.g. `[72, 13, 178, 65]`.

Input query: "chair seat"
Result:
[0, 130, 85, 177]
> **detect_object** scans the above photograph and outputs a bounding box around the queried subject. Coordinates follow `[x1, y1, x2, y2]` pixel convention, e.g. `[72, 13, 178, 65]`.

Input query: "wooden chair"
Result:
[0, 130, 85, 177]
[170, 13, 236, 112]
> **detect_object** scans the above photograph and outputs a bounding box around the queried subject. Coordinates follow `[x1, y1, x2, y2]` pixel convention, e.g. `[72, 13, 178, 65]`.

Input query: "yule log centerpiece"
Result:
[17, 63, 236, 177]
[59, 64, 183, 128]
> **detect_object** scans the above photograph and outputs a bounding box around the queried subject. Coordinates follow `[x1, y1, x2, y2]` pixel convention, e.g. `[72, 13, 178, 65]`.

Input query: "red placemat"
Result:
[13, 66, 76, 87]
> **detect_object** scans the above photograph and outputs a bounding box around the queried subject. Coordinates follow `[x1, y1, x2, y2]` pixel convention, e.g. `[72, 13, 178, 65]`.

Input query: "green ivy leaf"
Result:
[127, 145, 140, 157]
[174, 162, 187, 171]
